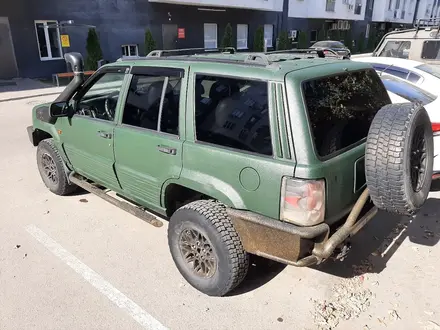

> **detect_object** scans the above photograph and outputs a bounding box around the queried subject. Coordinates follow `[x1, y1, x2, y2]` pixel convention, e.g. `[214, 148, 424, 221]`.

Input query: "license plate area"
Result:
[354, 157, 366, 192]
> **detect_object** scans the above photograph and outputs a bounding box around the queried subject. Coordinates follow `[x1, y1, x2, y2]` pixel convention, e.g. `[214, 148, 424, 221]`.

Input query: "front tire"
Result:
[36, 139, 77, 196]
[168, 200, 249, 297]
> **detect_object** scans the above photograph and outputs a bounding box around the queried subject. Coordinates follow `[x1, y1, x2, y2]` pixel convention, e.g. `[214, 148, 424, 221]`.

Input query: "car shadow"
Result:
[313, 194, 440, 278]
[227, 255, 287, 297]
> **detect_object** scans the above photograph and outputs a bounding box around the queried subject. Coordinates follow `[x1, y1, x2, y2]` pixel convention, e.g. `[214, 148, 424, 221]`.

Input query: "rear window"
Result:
[303, 69, 390, 158]
[313, 41, 345, 48]
[380, 75, 436, 105]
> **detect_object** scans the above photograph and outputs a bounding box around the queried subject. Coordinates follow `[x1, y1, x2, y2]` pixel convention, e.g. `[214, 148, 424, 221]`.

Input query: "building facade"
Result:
[0, 0, 436, 80]
[0, 0, 282, 79]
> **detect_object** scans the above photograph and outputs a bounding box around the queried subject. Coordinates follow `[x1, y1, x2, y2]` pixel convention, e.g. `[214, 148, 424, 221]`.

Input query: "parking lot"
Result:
[1, 87, 440, 330]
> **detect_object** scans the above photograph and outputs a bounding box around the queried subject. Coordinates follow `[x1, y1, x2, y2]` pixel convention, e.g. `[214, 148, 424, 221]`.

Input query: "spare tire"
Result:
[365, 103, 433, 216]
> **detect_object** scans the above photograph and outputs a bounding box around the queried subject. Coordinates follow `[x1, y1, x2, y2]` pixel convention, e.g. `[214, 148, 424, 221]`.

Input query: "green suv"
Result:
[27, 49, 434, 296]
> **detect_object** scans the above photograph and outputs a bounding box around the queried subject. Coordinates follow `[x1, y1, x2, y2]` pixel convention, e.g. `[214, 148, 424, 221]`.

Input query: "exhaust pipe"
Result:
[54, 52, 86, 102]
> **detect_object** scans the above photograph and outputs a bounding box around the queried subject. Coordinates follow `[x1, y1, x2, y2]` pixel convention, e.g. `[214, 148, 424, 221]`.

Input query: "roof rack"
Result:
[147, 47, 236, 57]
[414, 16, 440, 36]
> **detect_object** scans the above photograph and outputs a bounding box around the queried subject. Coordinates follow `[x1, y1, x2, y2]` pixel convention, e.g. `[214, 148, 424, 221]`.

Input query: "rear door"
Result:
[182, 71, 294, 220]
[113, 65, 187, 212]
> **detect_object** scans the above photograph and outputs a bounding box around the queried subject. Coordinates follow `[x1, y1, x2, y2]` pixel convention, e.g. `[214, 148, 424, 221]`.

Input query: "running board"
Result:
[69, 173, 163, 228]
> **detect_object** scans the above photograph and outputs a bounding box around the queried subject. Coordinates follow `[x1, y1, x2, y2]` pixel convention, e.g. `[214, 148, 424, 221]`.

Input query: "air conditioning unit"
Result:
[289, 30, 297, 39]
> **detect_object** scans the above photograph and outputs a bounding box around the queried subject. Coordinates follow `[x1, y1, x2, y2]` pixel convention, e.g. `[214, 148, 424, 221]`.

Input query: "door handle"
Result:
[157, 145, 177, 155]
[97, 130, 112, 139]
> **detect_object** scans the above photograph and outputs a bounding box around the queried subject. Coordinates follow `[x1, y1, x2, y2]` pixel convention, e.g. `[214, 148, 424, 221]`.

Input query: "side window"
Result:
[407, 72, 421, 83]
[74, 72, 125, 121]
[122, 72, 182, 135]
[421, 41, 440, 60]
[379, 41, 411, 59]
[194, 75, 272, 156]
[384, 67, 409, 79]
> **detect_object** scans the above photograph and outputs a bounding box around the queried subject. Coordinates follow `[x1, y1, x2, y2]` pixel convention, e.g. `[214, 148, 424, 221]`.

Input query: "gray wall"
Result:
[1, 0, 280, 78]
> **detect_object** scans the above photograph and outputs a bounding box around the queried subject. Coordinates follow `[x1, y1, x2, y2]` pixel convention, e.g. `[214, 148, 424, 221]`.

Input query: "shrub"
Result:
[85, 28, 103, 71]
[253, 26, 265, 51]
[145, 28, 156, 55]
[221, 23, 233, 48]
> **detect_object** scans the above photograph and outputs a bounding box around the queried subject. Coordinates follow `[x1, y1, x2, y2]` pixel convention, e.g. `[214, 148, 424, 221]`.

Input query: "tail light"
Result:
[432, 122, 440, 134]
[280, 177, 325, 226]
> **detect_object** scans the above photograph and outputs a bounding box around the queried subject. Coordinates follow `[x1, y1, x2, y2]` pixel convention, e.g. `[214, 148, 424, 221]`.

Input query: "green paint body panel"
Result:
[29, 55, 377, 224]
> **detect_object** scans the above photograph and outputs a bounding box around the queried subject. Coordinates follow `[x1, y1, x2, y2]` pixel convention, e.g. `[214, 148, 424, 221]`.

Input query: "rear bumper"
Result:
[226, 188, 377, 267]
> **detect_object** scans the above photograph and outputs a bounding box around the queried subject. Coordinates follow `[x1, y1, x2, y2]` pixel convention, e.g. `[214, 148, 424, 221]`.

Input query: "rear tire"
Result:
[168, 200, 249, 297]
[365, 103, 433, 215]
[36, 139, 77, 196]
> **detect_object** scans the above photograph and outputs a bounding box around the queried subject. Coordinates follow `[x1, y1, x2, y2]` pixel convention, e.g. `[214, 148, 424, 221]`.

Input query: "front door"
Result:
[55, 68, 128, 189]
[0, 17, 18, 79]
[162, 24, 177, 50]
[113, 66, 187, 212]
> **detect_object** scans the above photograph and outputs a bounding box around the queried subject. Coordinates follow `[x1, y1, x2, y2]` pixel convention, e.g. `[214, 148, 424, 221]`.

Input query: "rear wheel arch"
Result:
[162, 180, 245, 217]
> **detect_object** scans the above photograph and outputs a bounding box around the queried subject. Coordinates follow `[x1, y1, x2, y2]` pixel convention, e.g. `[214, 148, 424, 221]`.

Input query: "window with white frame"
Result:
[264, 24, 273, 48]
[204, 23, 217, 49]
[237, 24, 248, 49]
[121, 44, 139, 57]
[34, 20, 62, 60]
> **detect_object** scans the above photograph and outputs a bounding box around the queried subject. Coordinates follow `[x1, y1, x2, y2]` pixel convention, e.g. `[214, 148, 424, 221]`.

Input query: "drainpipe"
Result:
[281, 0, 288, 32]
[413, 0, 421, 24]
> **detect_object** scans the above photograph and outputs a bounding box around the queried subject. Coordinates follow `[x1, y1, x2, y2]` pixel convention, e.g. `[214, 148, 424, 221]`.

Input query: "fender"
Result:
[161, 171, 247, 210]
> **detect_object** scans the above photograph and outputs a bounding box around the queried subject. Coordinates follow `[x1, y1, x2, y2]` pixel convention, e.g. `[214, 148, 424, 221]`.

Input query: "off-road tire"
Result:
[168, 200, 249, 296]
[36, 138, 77, 196]
[365, 103, 433, 215]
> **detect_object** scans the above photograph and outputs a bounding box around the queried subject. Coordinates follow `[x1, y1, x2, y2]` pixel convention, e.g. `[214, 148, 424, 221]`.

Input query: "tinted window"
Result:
[379, 41, 411, 59]
[371, 64, 409, 79]
[312, 41, 345, 48]
[407, 72, 421, 83]
[421, 41, 440, 60]
[381, 75, 436, 105]
[384, 67, 409, 79]
[303, 69, 390, 158]
[416, 63, 440, 79]
[74, 72, 125, 121]
[195, 75, 272, 156]
[122, 73, 181, 135]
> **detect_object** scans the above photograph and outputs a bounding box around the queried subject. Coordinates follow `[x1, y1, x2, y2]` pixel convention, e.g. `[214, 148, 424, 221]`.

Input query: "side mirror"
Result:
[50, 102, 69, 117]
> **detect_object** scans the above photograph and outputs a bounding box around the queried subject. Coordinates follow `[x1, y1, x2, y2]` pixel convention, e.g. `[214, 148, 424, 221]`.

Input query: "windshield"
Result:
[416, 64, 440, 79]
[380, 75, 436, 105]
[312, 41, 345, 48]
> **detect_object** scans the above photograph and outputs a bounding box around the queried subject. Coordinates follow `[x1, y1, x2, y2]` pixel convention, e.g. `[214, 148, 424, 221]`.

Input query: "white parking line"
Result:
[25, 224, 168, 330]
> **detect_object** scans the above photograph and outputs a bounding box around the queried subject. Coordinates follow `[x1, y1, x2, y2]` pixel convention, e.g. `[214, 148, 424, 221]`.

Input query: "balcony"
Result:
[148, 0, 283, 11]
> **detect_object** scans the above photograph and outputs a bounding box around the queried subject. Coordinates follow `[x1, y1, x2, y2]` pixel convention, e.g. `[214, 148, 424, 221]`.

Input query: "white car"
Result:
[352, 56, 440, 97]
[378, 73, 440, 175]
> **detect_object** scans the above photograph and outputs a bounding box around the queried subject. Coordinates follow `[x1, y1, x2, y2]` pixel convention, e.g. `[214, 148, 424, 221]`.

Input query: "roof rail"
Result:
[147, 47, 236, 57]
[266, 48, 328, 58]
[244, 54, 271, 65]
